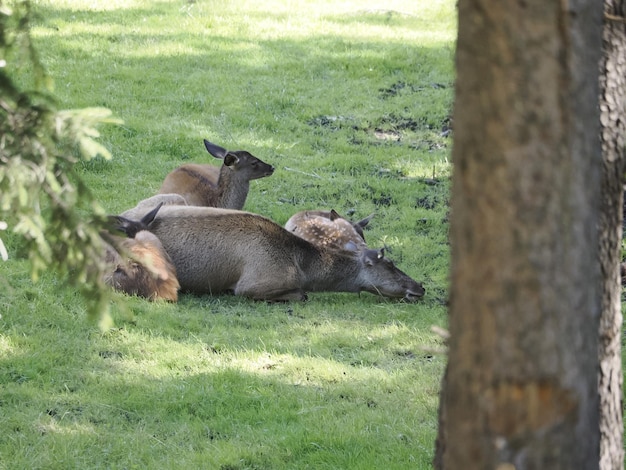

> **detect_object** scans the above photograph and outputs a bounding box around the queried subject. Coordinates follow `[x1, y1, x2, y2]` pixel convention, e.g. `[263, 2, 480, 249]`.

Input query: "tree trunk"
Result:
[439, 0, 604, 468]
[598, 3, 626, 469]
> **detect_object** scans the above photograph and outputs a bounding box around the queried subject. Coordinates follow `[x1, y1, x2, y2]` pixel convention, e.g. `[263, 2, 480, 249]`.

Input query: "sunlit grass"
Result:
[2, 0, 455, 467]
[2, 277, 446, 467]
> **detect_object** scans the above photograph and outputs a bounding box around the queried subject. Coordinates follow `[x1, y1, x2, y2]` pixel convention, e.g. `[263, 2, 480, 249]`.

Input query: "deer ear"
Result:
[140, 202, 164, 226]
[203, 139, 228, 159]
[329, 209, 341, 221]
[363, 249, 379, 266]
[378, 248, 385, 259]
[343, 241, 358, 252]
[107, 215, 139, 238]
[357, 213, 374, 230]
[106, 203, 163, 239]
[224, 153, 239, 167]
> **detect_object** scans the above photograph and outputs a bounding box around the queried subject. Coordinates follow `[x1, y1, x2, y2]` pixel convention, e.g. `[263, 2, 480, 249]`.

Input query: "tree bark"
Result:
[439, 0, 604, 468]
[598, 3, 626, 469]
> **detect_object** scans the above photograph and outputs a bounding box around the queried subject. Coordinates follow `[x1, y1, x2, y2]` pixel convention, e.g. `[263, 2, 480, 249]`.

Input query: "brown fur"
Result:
[120, 193, 187, 220]
[102, 204, 179, 301]
[146, 205, 424, 302]
[284, 209, 373, 251]
[103, 232, 179, 302]
[157, 139, 274, 208]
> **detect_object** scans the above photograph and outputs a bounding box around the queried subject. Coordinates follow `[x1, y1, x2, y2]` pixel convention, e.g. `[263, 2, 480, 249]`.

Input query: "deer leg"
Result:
[233, 276, 307, 302]
[262, 288, 308, 302]
[236, 285, 307, 302]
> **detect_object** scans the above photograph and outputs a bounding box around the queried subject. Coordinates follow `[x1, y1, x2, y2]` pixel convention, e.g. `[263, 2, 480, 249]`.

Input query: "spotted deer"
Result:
[284, 209, 373, 252]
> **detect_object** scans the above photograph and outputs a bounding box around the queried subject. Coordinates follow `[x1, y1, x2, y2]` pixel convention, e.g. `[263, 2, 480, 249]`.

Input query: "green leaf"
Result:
[0, 220, 8, 261]
[79, 136, 112, 160]
[45, 169, 62, 194]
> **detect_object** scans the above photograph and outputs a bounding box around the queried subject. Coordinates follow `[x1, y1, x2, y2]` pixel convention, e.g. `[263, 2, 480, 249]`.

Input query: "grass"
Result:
[1, 0, 456, 468]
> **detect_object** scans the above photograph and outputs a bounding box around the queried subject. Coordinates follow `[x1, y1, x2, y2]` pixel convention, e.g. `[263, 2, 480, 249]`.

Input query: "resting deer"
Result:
[284, 209, 373, 252]
[144, 205, 424, 302]
[120, 193, 187, 221]
[102, 203, 179, 301]
[157, 139, 274, 209]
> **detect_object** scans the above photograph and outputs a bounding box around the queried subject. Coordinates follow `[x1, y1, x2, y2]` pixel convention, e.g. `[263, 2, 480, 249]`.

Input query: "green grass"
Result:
[1, 0, 455, 468]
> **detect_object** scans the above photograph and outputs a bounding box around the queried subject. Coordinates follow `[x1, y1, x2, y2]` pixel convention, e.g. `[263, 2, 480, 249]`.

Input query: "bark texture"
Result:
[440, 0, 604, 468]
[598, 3, 626, 469]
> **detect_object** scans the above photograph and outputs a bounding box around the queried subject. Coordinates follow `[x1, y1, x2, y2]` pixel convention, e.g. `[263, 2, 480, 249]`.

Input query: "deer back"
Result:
[158, 164, 219, 206]
[284, 209, 373, 252]
[121, 193, 187, 221]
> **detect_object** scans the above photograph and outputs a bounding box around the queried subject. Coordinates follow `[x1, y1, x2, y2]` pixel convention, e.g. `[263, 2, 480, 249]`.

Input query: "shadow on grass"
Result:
[33, 2, 454, 155]
[0, 279, 444, 468]
[2, 3, 454, 467]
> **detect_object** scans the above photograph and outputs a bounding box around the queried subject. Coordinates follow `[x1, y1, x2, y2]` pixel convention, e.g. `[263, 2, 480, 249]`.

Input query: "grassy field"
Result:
[1, 0, 456, 468]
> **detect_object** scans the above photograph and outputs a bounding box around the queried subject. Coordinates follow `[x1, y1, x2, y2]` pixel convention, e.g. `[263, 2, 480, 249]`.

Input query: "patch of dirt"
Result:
[99, 350, 123, 359]
[372, 194, 393, 207]
[374, 129, 401, 141]
[306, 115, 351, 130]
[207, 429, 225, 441]
[441, 115, 453, 136]
[409, 140, 447, 151]
[420, 177, 446, 186]
[379, 81, 414, 99]
[307, 111, 453, 149]
[377, 113, 422, 132]
[367, 113, 425, 142]
[415, 218, 432, 236]
[379, 81, 450, 99]
[415, 195, 439, 210]
[373, 167, 405, 178]
[394, 349, 417, 359]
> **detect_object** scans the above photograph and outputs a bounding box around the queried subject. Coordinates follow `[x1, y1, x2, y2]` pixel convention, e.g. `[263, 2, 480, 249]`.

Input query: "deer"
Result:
[144, 205, 424, 302]
[284, 209, 374, 252]
[157, 139, 275, 209]
[102, 203, 179, 302]
[120, 193, 187, 221]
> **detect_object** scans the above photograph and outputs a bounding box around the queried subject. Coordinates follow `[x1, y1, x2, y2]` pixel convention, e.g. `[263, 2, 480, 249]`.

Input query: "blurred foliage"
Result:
[0, 0, 121, 319]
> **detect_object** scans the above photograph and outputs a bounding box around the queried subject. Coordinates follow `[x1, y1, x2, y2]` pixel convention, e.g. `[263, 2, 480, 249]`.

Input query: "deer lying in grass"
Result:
[103, 203, 179, 302]
[284, 209, 373, 252]
[145, 205, 424, 302]
[120, 193, 187, 221]
[157, 139, 275, 208]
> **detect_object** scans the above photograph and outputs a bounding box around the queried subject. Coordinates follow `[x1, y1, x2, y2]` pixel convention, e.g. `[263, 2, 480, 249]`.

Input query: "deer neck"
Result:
[216, 167, 250, 210]
[300, 248, 362, 293]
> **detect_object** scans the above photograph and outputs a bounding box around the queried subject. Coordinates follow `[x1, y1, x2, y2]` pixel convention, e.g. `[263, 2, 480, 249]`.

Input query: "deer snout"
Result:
[403, 283, 425, 302]
[265, 165, 275, 176]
